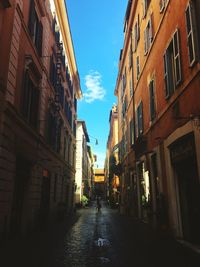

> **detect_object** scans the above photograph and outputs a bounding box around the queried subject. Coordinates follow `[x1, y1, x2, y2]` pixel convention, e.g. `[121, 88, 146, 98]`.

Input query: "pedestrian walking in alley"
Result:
[96, 196, 102, 212]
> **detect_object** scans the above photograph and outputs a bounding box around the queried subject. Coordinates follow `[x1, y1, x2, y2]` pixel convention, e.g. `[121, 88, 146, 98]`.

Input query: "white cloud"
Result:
[83, 70, 106, 103]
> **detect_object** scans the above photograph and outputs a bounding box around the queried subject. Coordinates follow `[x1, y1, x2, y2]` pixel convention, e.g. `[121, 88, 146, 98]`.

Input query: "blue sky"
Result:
[66, 0, 127, 168]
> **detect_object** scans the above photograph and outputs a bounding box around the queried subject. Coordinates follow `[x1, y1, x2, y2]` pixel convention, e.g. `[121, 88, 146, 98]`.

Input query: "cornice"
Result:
[54, 0, 82, 98]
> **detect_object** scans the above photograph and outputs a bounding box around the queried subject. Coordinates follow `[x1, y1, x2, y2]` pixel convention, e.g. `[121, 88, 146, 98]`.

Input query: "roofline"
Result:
[54, 0, 82, 99]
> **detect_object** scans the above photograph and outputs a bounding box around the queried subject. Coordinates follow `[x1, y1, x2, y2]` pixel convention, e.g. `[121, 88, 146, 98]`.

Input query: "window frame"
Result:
[28, 0, 43, 56]
[21, 70, 40, 129]
[136, 55, 140, 80]
[149, 79, 156, 122]
[163, 29, 182, 99]
[136, 101, 143, 137]
[144, 15, 153, 55]
[185, 1, 198, 66]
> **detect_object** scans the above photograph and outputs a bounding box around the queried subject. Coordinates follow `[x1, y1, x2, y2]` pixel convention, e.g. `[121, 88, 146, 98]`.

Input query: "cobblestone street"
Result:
[1, 202, 200, 267]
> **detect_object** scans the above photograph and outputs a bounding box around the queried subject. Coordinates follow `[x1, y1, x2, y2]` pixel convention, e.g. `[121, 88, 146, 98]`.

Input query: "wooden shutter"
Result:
[185, 2, 198, 65]
[137, 102, 143, 136]
[37, 21, 43, 56]
[149, 14, 153, 42]
[30, 85, 40, 128]
[130, 120, 135, 146]
[139, 102, 143, 135]
[60, 85, 64, 108]
[149, 80, 155, 121]
[28, 0, 36, 37]
[143, 0, 147, 17]
[144, 28, 148, 55]
[21, 71, 30, 116]
[136, 56, 140, 79]
[137, 14, 140, 41]
[164, 52, 170, 98]
[173, 30, 181, 85]
[133, 24, 137, 52]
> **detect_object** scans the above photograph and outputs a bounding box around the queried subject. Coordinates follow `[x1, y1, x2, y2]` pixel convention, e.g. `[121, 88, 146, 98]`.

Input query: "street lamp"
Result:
[88, 135, 98, 145]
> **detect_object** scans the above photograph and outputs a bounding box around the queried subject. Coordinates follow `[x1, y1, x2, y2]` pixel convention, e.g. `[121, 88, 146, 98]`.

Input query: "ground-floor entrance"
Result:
[171, 133, 200, 244]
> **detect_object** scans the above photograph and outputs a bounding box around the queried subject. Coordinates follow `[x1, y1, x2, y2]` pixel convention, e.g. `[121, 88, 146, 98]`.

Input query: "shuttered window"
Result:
[149, 80, 156, 121]
[144, 15, 153, 55]
[136, 56, 140, 80]
[143, 0, 150, 18]
[163, 29, 181, 99]
[133, 16, 140, 53]
[21, 71, 40, 129]
[185, 1, 198, 66]
[137, 101, 143, 137]
[173, 30, 181, 85]
[159, 0, 165, 12]
[130, 119, 135, 146]
[130, 78, 133, 98]
[28, 0, 43, 56]
[50, 55, 57, 89]
[129, 45, 132, 69]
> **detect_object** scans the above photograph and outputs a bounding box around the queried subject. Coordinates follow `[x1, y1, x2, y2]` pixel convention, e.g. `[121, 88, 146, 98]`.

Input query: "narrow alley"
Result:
[1, 202, 199, 267]
[1, 1, 200, 266]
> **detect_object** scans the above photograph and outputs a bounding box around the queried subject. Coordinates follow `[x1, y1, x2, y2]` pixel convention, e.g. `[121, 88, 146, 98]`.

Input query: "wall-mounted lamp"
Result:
[89, 135, 98, 145]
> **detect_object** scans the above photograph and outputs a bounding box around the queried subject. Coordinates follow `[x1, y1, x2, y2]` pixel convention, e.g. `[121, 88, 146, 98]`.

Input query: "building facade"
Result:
[105, 104, 120, 207]
[114, 0, 200, 245]
[0, 0, 81, 239]
[94, 169, 106, 199]
[75, 120, 91, 205]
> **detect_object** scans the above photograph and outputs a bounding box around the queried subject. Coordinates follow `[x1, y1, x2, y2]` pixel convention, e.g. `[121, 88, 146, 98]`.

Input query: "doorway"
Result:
[176, 158, 200, 244]
[39, 171, 50, 229]
[10, 157, 31, 235]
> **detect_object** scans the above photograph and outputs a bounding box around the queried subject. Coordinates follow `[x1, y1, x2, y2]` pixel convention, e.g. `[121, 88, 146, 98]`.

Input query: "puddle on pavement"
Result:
[94, 238, 110, 247]
[99, 257, 110, 264]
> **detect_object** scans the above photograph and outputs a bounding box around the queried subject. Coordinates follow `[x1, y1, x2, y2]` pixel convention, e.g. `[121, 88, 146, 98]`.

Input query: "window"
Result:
[121, 69, 127, 100]
[125, 130, 128, 154]
[130, 78, 133, 98]
[122, 96, 127, 119]
[129, 119, 135, 146]
[50, 56, 57, 89]
[149, 79, 156, 121]
[123, 67, 127, 90]
[21, 71, 40, 129]
[185, 1, 199, 66]
[159, 0, 165, 12]
[133, 15, 140, 52]
[55, 120, 62, 153]
[144, 15, 153, 55]
[28, 0, 43, 56]
[143, 0, 150, 18]
[136, 56, 140, 80]
[136, 101, 143, 137]
[58, 85, 64, 108]
[129, 45, 133, 69]
[164, 30, 181, 98]
[0, 0, 11, 8]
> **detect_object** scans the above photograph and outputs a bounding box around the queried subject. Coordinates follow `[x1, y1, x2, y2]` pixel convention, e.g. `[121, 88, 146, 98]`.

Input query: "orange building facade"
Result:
[105, 104, 120, 206]
[114, 0, 200, 245]
[0, 0, 81, 239]
[94, 169, 106, 198]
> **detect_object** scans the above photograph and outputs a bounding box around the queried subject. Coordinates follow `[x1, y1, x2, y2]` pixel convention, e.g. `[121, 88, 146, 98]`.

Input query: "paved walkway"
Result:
[1, 202, 200, 266]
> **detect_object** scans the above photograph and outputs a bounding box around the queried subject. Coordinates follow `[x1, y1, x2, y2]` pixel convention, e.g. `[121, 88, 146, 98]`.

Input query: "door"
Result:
[11, 158, 31, 235]
[176, 158, 200, 244]
[39, 174, 50, 229]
